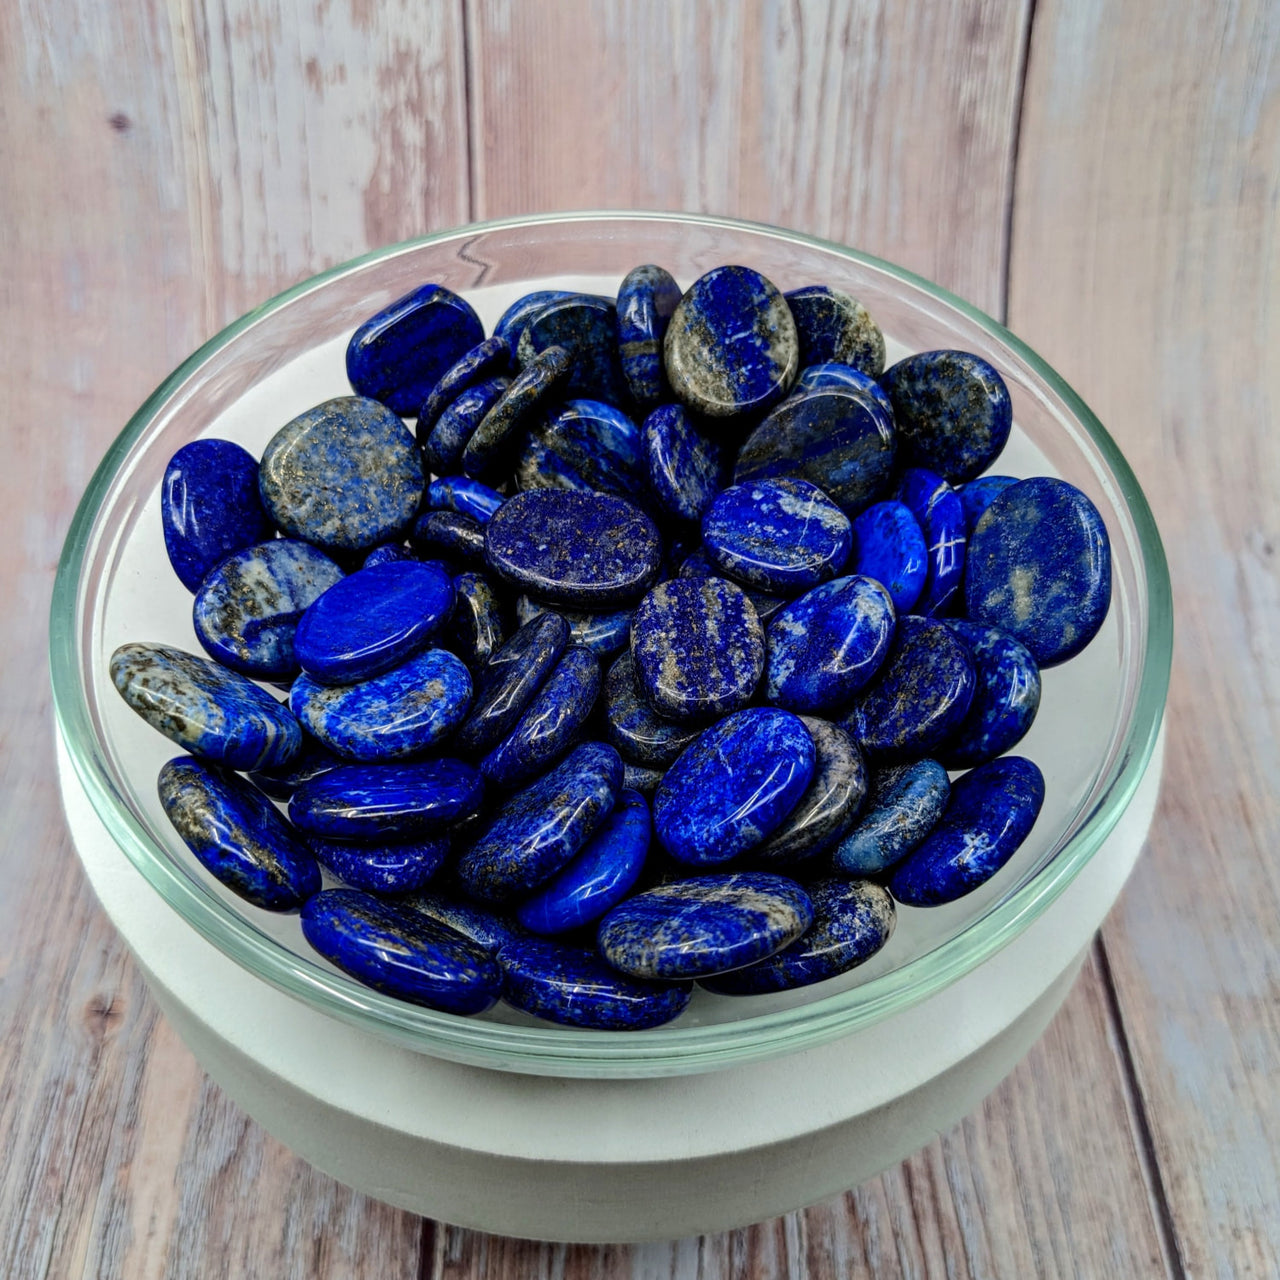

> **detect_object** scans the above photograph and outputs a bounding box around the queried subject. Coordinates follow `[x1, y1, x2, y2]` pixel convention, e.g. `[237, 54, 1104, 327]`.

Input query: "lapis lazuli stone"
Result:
[162, 438, 274, 592]
[602, 651, 701, 767]
[735, 384, 896, 516]
[664, 266, 799, 418]
[410, 509, 487, 570]
[598, 872, 813, 979]
[517, 294, 629, 404]
[958, 474, 1018, 536]
[675, 550, 784, 625]
[641, 403, 724, 523]
[889, 756, 1045, 906]
[456, 741, 623, 903]
[851, 500, 929, 613]
[110, 642, 302, 770]
[400, 892, 529, 955]
[484, 489, 662, 607]
[260, 397, 425, 551]
[426, 475, 505, 526]
[940, 619, 1041, 767]
[515, 595, 632, 659]
[248, 735, 343, 800]
[831, 758, 950, 875]
[192, 539, 345, 680]
[307, 833, 449, 895]
[446, 571, 507, 670]
[346, 283, 485, 415]
[895, 468, 967, 616]
[362, 543, 416, 569]
[492, 289, 576, 350]
[417, 335, 511, 432]
[795, 362, 896, 421]
[499, 938, 691, 1030]
[517, 788, 650, 935]
[158, 756, 320, 909]
[880, 349, 1012, 483]
[764, 575, 895, 714]
[461, 346, 572, 479]
[653, 708, 815, 865]
[294, 560, 454, 685]
[700, 878, 894, 995]
[301, 888, 502, 1014]
[784, 286, 886, 376]
[622, 762, 665, 796]
[515, 399, 646, 500]
[965, 477, 1112, 666]
[617, 264, 682, 405]
[289, 757, 483, 840]
[630, 577, 765, 723]
[420, 376, 510, 474]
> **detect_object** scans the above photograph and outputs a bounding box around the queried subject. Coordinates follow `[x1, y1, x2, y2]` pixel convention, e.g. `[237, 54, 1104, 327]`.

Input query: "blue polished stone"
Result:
[362, 543, 417, 569]
[492, 289, 577, 350]
[940, 619, 1041, 767]
[289, 758, 483, 840]
[653, 708, 815, 865]
[192, 539, 345, 680]
[965, 477, 1112, 666]
[675, 550, 785, 625]
[301, 888, 501, 1013]
[889, 756, 1045, 906]
[895, 468, 967, 616]
[410, 509, 487, 570]
[795, 362, 896, 421]
[517, 788, 650, 935]
[400, 892, 530, 954]
[617, 264, 682, 405]
[307, 833, 449, 895]
[484, 489, 662, 607]
[851, 500, 929, 613]
[110, 642, 302, 769]
[480, 644, 601, 789]
[831, 758, 950, 875]
[764, 576, 895, 714]
[515, 595, 631, 659]
[346, 283, 485, 415]
[515, 399, 646, 499]
[260, 396, 425, 551]
[880, 349, 1012, 483]
[158, 756, 320, 909]
[675, 547, 716, 578]
[417, 335, 512, 432]
[161, 439, 274, 592]
[602, 651, 701, 767]
[426, 475, 505, 525]
[735, 384, 896, 516]
[641, 402, 724, 523]
[460, 346, 573, 479]
[516, 294, 629, 404]
[456, 741, 623, 903]
[622, 762, 665, 796]
[421, 376, 510, 473]
[958, 474, 1018, 536]
[784, 286, 886, 376]
[294, 560, 455, 685]
[598, 872, 813, 979]
[630, 577, 765, 723]
[446, 571, 508, 669]
[248, 735, 344, 799]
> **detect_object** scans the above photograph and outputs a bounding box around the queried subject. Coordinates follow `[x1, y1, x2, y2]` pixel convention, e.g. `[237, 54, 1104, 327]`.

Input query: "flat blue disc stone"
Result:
[260, 396, 425, 551]
[889, 756, 1045, 906]
[425, 475, 505, 525]
[446, 571, 507, 669]
[295, 560, 455, 684]
[421, 375, 510, 473]
[492, 289, 577, 350]
[401, 892, 530, 955]
[653, 708, 816, 865]
[248, 735, 343, 800]
[515, 399, 646, 500]
[895, 468, 967, 616]
[641, 403, 724, 522]
[346, 283, 484, 415]
[831, 758, 950, 875]
[940, 620, 1041, 767]
[456, 741, 623, 904]
[517, 294, 629, 404]
[110, 642, 302, 769]
[516, 788, 651, 935]
[162, 438, 274, 591]
[796, 362, 896, 421]
[965, 477, 1112, 665]
[784, 286, 886, 376]
[630, 577, 765, 723]
[765, 575, 895, 714]
[598, 872, 813, 979]
[461, 346, 572, 479]
[676, 550, 785, 625]
[307, 834, 449, 895]
[158, 756, 320, 909]
[602, 651, 701, 767]
[499, 938, 691, 1030]
[417, 335, 512, 431]
[958, 474, 1018, 535]
[880, 349, 1012, 483]
[617, 264, 682, 405]
[289, 758, 483, 840]
[851, 500, 929, 613]
[301, 888, 501, 1014]
[192, 539, 345, 680]
[484, 489, 662, 607]
[410, 509, 487, 570]
[516, 595, 632, 659]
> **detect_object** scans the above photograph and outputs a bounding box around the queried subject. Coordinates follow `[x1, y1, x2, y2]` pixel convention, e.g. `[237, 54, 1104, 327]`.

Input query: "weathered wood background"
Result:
[1, 1, 1276, 1275]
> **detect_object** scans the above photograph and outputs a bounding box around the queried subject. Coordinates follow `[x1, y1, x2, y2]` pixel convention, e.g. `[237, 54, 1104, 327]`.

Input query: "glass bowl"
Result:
[50, 211, 1172, 1077]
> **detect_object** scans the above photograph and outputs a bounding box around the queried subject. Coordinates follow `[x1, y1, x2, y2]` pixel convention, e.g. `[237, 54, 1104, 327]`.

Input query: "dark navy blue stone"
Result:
[617, 264, 682, 405]
[484, 489, 662, 607]
[300, 888, 501, 1014]
[700, 878, 895, 995]
[158, 756, 320, 910]
[110, 642, 302, 770]
[421, 376, 510, 473]
[675, 547, 716, 578]
[248, 735, 344, 799]
[958, 475, 1018, 536]
[515, 595, 631, 659]
[653, 708, 816, 865]
[515, 399, 646, 499]
[162, 438, 274, 592]
[417, 336, 512, 432]
[411, 509, 487, 570]
[784, 286, 886, 376]
[492, 289, 576, 350]
[446, 571, 508, 669]
[764, 575, 895, 714]
[889, 756, 1045, 906]
[880, 349, 1012, 483]
[516, 293, 629, 404]
[400, 892, 530, 955]
[426, 475, 505, 525]
[362, 543, 417, 569]
[630, 577, 765, 723]
[940, 619, 1041, 767]
[641, 403, 724, 523]
[461, 346, 573, 479]
[517, 788, 650, 935]
[735, 384, 896, 516]
[498, 938, 691, 1030]
[831, 758, 950, 875]
[602, 651, 701, 767]
[346, 283, 485, 415]
[622, 762, 665, 796]
[480, 644, 601, 789]
[260, 396, 425, 551]
[795, 362, 895, 421]
[192, 539, 345, 680]
[307, 833, 449, 895]
[289, 757, 483, 840]
[456, 741, 623, 904]
[598, 872, 813, 979]
[851, 500, 929, 613]
[965, 477, 1112, 666]
[895, 468, 967, 616]
[663, 266, 798, 418]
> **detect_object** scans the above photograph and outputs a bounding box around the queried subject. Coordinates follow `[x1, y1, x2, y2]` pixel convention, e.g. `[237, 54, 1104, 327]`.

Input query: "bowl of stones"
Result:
[51, 211, 1171, 1080]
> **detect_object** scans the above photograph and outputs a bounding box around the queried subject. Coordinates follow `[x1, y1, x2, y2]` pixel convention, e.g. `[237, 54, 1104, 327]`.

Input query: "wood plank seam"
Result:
[1000, 0, 1038, 325]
